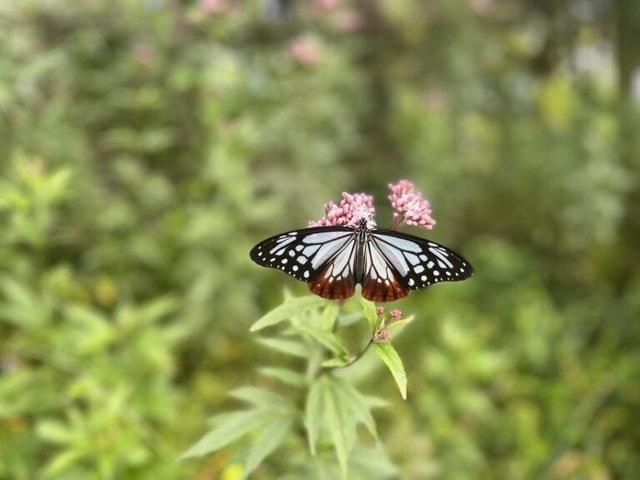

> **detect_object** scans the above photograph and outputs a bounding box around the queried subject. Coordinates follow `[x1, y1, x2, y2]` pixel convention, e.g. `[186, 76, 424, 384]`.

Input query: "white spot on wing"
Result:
[375, 240, 409, 275]
[375, 234, 422, 252]
[429, 247, 453, 268]
[302, 231, 351, 244]
[405, 253, 420, 265]
[311, 237, 351, 269]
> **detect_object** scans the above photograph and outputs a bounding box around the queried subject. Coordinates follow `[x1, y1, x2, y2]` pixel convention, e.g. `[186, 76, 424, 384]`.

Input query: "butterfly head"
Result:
[353, 209, 376, 231]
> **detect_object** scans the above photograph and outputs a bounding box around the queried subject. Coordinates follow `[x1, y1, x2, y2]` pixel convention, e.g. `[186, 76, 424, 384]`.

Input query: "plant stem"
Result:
[321, 338, 374, 375]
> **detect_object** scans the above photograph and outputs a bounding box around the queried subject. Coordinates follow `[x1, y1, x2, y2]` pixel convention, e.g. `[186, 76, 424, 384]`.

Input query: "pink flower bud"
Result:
[376, 306, 385, 317]
[374, 329, 391, 343]
[390, 309, 402, 321]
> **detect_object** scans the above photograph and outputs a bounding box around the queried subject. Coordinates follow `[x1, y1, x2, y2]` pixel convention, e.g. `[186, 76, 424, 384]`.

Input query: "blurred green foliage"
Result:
[1, 0, 640, 478]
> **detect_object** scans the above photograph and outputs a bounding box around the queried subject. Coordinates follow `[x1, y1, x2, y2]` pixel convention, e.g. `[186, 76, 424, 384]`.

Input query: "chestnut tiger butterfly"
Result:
[250, 219, 473, 302]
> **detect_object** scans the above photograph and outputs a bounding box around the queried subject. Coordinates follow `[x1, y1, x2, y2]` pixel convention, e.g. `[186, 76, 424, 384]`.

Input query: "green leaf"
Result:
[375, 343, 407, 400]
[244, 418, 294, 477]
[258, 367, 306, 388]
[324, 378, 356, 478]
[292, 323, 348, 356]
[364, 395, 391, 410]
[305, 380, 324, 455]
[360, 298, 378, 332]
[36, 420, 75, 445]
[387, 314, 415, 331]
[250, 295, 325, 331]
[41, 449, 85, 479]
[0, 277, 50, 329]
[320, 303, 340, 330]
[332, 378, 378, 438]
[337, 311, 363, 327]
[321, 358, 350, 368]
[180, 409, 272, 459]
[350, 445, 399, 479]
[256, 337, 308, 358]
[229, 387, 289, 409]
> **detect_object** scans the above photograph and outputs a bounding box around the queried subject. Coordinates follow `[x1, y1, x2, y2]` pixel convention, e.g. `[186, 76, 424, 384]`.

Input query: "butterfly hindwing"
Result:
[361, 239, 410, 302]
[370, 230, 473, 291]
[249, 227, 356, 288]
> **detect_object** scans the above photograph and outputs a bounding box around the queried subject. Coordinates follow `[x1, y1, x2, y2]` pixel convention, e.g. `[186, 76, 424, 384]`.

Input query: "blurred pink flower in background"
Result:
[133, 44, 155, 66]
[289, 38, 322, 66]
[313, 0, 343, 11]
[309, 192, 376, 228]
[390, 309, 403, 321]
[376, 305, 385, 316]
[388, 180, 436, 230]
[423, 87, 448, 111]
[467, 0, 495, 15]
[336, 10, 365, 32]
[200, 0, 227, 14]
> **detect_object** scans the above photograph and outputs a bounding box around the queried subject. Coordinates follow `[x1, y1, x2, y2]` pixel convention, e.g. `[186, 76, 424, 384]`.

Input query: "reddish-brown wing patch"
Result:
[361, 275, 409, 302]
[308, 267, 356, 300]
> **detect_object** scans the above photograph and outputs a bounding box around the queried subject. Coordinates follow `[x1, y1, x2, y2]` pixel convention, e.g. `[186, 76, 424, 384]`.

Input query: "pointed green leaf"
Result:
[305, 379, 324, 455]
[229, 387, 289, 409]
[375, 343, 407, 399]
[36, 420, 75, 445]
[256, 337, 308, 358]
[324, 378, 356, 478]
[180, 409, 272, 459]
[250, 296, 325, 331]
[320, 303, 340, 330]
[332, 378, 378, 438]
[258, 367, 306, 388]
[364, 395, 391, 410]
[387, 314, 415, 331]
[350, 445, 399, 479]
[360, 298, 378, 332]
[321, 357, 350, 368]
[293, 323, 348, 356]
[41, 449, 85, 479]
[337, 311, 363, 327]
[244, 418, 293, 477]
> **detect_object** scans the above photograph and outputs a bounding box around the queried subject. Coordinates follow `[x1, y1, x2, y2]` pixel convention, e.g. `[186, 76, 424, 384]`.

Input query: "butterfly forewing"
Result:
[370, 230, 473, 290]
[249, 226, 356, 284]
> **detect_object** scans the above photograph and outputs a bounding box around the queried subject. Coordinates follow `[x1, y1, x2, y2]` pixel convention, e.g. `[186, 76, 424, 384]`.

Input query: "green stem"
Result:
[321, 338, 374, 375]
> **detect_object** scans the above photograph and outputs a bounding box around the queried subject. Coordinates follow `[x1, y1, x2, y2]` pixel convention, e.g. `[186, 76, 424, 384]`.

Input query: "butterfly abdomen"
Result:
[353, 227, 367, 283]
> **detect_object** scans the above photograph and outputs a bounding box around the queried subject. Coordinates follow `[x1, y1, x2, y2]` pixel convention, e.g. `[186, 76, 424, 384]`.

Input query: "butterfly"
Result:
[249, 219, 473, 302]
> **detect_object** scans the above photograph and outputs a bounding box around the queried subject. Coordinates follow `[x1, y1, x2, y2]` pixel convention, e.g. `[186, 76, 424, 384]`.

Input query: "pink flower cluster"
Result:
[388, 180, 436, 230]
[289, 39, 322, 66]
[373, 328, 391, 343]
[309, 180, 435, 231]
[200, 0, 227, 14]
[309, 192, 376, 228]
[390, 309, 403, 321]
